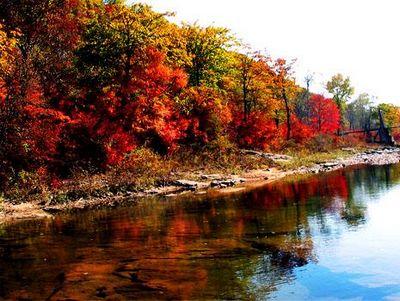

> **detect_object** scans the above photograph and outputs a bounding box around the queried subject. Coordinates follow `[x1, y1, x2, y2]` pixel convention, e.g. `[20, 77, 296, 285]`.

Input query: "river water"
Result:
[1, 164, 400, 300]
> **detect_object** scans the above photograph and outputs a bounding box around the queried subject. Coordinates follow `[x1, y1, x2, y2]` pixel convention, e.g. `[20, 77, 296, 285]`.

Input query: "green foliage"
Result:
[183, 23, 235, 87]
[326, 74, 354, 128]
[346, 93, 373, 130]
[76, 2, 170, 90]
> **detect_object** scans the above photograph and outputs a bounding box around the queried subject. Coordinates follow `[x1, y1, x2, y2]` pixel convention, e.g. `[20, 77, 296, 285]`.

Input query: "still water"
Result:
[1, 165, 400, 300]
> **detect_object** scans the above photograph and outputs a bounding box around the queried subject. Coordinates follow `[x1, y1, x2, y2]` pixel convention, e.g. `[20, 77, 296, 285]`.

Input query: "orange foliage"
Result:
[178, 86, 232, 145]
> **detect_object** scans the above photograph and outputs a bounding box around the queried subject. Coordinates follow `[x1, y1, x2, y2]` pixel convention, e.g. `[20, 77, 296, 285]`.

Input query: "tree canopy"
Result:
[0, 0, 397, 189]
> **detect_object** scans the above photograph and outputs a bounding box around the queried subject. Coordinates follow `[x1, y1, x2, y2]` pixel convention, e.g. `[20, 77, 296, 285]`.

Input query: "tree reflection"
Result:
[1, 164, 400, 299]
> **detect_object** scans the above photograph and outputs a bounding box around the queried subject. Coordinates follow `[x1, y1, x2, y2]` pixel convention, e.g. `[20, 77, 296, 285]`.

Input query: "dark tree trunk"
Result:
[378, 109, 395, 146]
[243, 83, 248, 121]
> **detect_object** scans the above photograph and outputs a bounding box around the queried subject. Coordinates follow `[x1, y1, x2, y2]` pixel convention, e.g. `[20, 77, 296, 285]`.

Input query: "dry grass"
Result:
[2, 140, 373, 205]
[277, 150, 349, 170]
[44, 146, 272, 204]
[172, 147, 272, 174]
[0, 195, 4, 213]
[277, 145, 371, 170]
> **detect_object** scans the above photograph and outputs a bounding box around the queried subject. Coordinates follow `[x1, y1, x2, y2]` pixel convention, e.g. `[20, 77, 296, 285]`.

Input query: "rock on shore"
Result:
[2, 147, 400, 223]
[303, 147, 400, 175]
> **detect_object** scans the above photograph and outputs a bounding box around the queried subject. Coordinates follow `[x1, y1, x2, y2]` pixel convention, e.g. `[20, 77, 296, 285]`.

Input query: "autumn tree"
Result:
[232, 51, 276, 121]
[233, 111, 279, 150]
[235, 52, 254, 121]
[0, 0, 81, 184]
[378, 103, 400, 129]
[0, 0, 82, 101]
[61, 48, 188, 170]
[271, 58, 297, 140]
[0, 23, 19, 181]
[183, 23, 234, 87]
[178, 86, 232, 146]
[308, 94, 340, 134]
[0, 0, 383, 190]
[76, 2, 172, 97]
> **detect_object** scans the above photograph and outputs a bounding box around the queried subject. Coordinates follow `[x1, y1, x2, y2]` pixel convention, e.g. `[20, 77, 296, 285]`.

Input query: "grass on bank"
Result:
[55, 146, 272, 201]
[4, 145, 273, 205]
[3, 135, 373, 205]
[276, 134, 370, 170]
[277, 149, 355, 170]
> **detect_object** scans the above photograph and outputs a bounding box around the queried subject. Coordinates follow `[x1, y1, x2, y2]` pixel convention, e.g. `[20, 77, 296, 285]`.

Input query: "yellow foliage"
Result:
[0, 24, 19, 77]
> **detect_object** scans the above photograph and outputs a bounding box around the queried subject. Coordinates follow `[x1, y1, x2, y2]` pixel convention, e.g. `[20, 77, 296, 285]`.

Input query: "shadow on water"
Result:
[1, 164, 400, 300]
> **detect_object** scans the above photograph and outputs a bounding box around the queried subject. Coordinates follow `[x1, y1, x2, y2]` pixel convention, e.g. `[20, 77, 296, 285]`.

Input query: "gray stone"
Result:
[173, 180, 199, 190]
[211, 179, 240, 188]
[321, 162, 338, 168]
[200, 174, 223, 180]
[241, 149, 293, 161]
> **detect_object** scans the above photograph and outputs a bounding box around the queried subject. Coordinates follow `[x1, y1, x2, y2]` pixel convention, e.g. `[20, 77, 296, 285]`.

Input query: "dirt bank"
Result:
[1, 147, 400, 223]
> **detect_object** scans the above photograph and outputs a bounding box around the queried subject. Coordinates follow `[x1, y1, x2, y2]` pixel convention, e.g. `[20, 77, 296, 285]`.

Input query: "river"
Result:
[1, 164, 400, 300]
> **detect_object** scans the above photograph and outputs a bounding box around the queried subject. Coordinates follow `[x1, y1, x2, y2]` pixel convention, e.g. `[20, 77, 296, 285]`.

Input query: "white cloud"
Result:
[135, 0, 400, 105]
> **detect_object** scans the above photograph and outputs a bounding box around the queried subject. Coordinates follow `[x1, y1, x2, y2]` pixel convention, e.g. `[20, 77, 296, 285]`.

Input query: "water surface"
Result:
[1, 165, 400, 300]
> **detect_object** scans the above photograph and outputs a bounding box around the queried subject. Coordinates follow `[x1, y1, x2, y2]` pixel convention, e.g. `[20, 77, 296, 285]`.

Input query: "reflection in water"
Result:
[1, 165, 400, 300]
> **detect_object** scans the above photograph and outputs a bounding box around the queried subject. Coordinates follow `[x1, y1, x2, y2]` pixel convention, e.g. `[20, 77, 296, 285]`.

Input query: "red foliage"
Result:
[392, 130, 400, 142]
[289, 116, 314, 144]
[127, 49, 188, 153]
[234, 113, 317, 150]
[23, 91, 70, 164]
[308, 94, 340, 134]
[0, 83, 70, 183]
[0, 0, 366, 187]
[233, 111, 281, 150]
[178, 86, 232, 145]
[60, 48, 188, 168]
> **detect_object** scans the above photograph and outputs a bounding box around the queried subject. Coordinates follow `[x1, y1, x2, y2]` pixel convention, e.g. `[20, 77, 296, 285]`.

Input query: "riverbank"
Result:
[1, 146, 400, 223]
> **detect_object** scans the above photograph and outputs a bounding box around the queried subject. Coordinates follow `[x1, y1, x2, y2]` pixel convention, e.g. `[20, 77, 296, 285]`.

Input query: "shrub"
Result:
[178, 86, 232, 147]
[232, 111, 281, 151]
[4, 168, 52, 203]
[107, 147, 174, 188]
[306, 134, 335, 152]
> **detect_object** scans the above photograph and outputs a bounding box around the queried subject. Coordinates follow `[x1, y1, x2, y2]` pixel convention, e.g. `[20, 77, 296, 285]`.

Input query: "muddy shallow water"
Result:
[1, 164, 400, 300]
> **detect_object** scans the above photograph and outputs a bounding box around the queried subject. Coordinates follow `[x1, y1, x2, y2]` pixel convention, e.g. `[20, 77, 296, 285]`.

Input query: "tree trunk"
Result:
[243, 84, 250, 121]
[243, 81, 248, 121]
[283, 89, 291, 140]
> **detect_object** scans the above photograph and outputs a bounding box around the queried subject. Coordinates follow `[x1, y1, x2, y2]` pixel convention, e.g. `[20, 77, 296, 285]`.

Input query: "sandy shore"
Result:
[2, 147, 400, 224]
